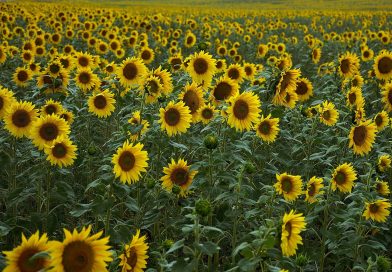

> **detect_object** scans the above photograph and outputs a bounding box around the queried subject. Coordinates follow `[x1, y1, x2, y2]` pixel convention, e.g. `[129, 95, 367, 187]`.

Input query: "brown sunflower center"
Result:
[369, 203, 379, 213]
[170, 167, 189, 186]
[376, 183, 382, 191]
[164, 108, 180, 126]
[335, 171, 346, 185]
[60, 59, 70, 69]
[53, 143, 67, 158]
[348, 92, 356, 104]
[49, 64, 60, 74]
[170, 58, 182, 70]
[244, 66, 252, 76]
[45, 105, 57, 115]
[281, 177, 293, 193]
[216, 61, 223, 69]
[17, 70, 29, 82]
[296, 81, 308, 95]
[233, 99, 249, 120]
[183, 90, 200, 113]
[363, 51, 370, 58]
[353, 125, 366, 146]
[126, 247, 138, 269]
[322, 110, 331, 120]
[62, 241, 94, 272]
[12, 110, 31, 128]
[228, 68, 239, 80]
[214, 82, 232, 101]
[0, 96, 3, 110]
[193, 58, 208, 75]
[78, 56, 89, 67]
[17, 247, 45, 272]
[79, 72, 91, 84]
[118, 151, 135, 171]
[186, 36, 194, 44]
[340, 59, 350, 74]
[378, 56, 392, 74]
[312, 49, 318, 59]
[258, 121, 271, 135]
[285, 221, 292, 239]
[388, 89, 392, 105]
[201, 108, 213, 119]
[123, 63, 138, 80]
[308, 183, 316, 196]
[141, 50, 151, 60]
[352, 78, 359, 86]
[375, 115, 383, 126]
[39, 123, 59, 141]
[93, 95, 107, 109]
[147, 80, 159, 94]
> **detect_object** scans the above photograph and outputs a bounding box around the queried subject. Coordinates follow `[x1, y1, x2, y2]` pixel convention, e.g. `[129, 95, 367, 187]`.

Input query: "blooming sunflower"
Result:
[3, 231, 50, 272]
[88, 90, 116, 118]
[346, 87, 364, 109]
[257, 44, 269, 57]
[243, 62, 257, 80]
[178, 82, 205, 122]
[159, 101, 192, 136]
[59, 110, 74, 125]
[4, 101, 38, 138]
[30, 114, 70, 150]
[305, 176, 324, 203]
[13, 67, 32, 87]
[375, 180, 390, 196]
[274, 173, 303, 202]
[373, 50, 392, 80]
[227, 91, 261, 132]
[139, 47, 154, 64]
[312, 47, 321, 64]
[74, 51, 95, 69]
[381, 83, 392, 112]
[112, 141, 149, 185]
[254, 114, 280, 143]
[48, 225, 112, 272]
[348, 120, 377, 156]
[374, 111, 389, 131]
[0, 87, 16, 119]
[338, 52, 360, 78]
[295, 78, 313, 102]
[161, 158, 198, 197]
[40, 99, 63, 116]
[225, 64, 245, 84]
[117, 57, 148, 88]
[75, 68, 100, 92]
[281, 210, 306, 257]
[319, 101, 339, 126]
[152, 66, 173, 96]
[144, 75, 163, 104]
[128, 111, 150, 142]
[378, 155, 391, 172]
[210, 76, 239, 104]
[330, 163, 357, 193]
[273, 68, 301, 105]
[186, 51, 216, 85]
[197, 104, 217, 124]
[119, 229, 149, 272]
[44, 135, 77, 167]
[363, 199, 391, 223]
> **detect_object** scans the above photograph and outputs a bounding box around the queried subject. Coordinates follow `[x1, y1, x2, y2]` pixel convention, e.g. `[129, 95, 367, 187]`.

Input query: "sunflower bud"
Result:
[172, 185, 181, 195]
[162, 239, 174, 250]
[377, 256, 391, 272]
[295, 254, 309, 267]
[244, 161, 256, 174]
[146, 178, 155, 189]
[204, 134, 218, 150]
[88, 145, 97, 155]
[198, 42, 208, 51]
[195, 199, 212, 217]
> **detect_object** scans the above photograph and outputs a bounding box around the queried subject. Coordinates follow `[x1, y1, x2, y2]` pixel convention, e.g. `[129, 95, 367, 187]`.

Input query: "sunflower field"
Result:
[0, 0, 392, 271]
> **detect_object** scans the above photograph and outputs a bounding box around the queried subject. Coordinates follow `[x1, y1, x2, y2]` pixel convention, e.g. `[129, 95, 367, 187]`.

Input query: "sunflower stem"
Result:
[45, 164, 52, 232]
[319, 185, 332, 272]
[194, 215, 200, 272]
[105, 177, 115, 236]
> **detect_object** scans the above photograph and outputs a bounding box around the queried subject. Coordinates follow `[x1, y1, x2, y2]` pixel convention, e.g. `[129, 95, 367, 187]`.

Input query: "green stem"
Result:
[194, 216, 200, 272]
[320, 185, 332, 272]
[105, 178, 115, 236]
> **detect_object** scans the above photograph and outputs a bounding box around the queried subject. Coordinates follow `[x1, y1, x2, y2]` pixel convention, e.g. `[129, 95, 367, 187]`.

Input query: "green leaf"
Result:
[166, 239, 185, 255]
[196, 241, 220, 256]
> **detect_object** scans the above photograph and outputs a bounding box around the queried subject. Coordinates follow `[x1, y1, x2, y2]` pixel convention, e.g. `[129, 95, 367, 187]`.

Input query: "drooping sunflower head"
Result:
[152, 66, 173, 95]
[257, 44, 268, 58]
[159, 101, 192, 137]
[128, 111, 150, 142]
[374, 111, 389, 131]
[40, 99, 63, 117]
[346, 86, 364, 109]
[44, 135, 77, 168]
[330, 162, 357, 193]
[48, 225, 113, 272]
[119, 229, 149, 272]
[227, 91, 261, 132]
[254, 114, 280, 143]
[88, 90, 116, 118]
[274, 173, 303, 202]
[363, 199, 391, 223]
[295, 78, 313, 102]
[272, 68, 301, 106]
[161, 158, 198, 197]
[305, 176, 324, 203]
[381, 83, 392, 112]
[281, 210, 306, 257]
[338, 52, 360, 78]
[178, 82, 205, 121]
[112, 140, 149, 184]
[186, 51, 216, 85]
[4, 100, 38, 138]
[210, 76, 239, 104]
[319, 101, 339, 126]
[3, 231, 50, 272]
[378, 155, 391, 172]
[348, 119, 377, 156]
[373, 50, 392, 80]
[116, 57, 148, 88]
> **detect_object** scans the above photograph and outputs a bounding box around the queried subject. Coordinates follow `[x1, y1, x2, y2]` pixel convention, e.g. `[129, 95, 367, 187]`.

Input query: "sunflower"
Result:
[312, 47, 321, 64]
[13, 67, 32, 87]
[139, 47, 154, 64]
[74, 51, 95, 69]
[227, 91, 261, 132]
[225, 64, 245, 84]
[152, 66, 173, 95]
[374, 111, 389, 131]
[159, 101, 192, 136]
[30, 114, 70, 150]
[112, 141, 149, 185]
[143, 75, 163, 104]
[184, 32, 197, 48]
[361, 48, 374, 61]
[330, 163, 357, 193]
[3, 231, 50, 272]
[4, 101, 38, 138]
[338, 52, 360, 78]
[117, 57, 147, 88]
[363, 199, 391, 223]
[375, 180, 390, 196]
[46, 61, 63, 77]
[178, 82, 205, 121]
[305, 176, 324, 203]
[88, 90, 116, 118]
[281, 210, 306, 257]
[378, 155, 391, 172]
[274, 173, 303, 201]
[348, 120, 377, 156]
[319, 101, 339, 126]
[59, 110, 74, 125]
[381, 83, 392, 112]
[44, 136, 77, 167]
[346, 87, 364, 109]
[210, 76, 239, 104]
[161, 158, 198, 197]
[257, 44, 268, 58]
[128, 111, 150, 142]
[0, 87, 16, 119]
[281, 90, 299, 109]
[349, 74, 364, 89]
[295, 78, 313, 102]
[48, 225, 112, 272]
[75, 68, 100, 92]
[215, 59, 227, 72]
[254, 114, 280, 143]
[197, 103, 217, 124]
[119, 229, 149, 272]
[186, 51, 216, 85]
[273, 69, 301, 106]
[40, 99, 63, 116]
[243, 62, 257, 80]
[373, 50, 392, 80]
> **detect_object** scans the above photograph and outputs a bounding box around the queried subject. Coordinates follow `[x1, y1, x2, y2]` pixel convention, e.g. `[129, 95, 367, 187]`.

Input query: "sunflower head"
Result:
[227, 91, 261, 132]
[159, 101, 192, 137]
[274, 173, 303, 201]
[4, 100, 38, 138]
[331, 163, 357, 193]
[348, 120, 377, 156]
[119, 229, 149, 272]
[374, 50, 392, 80]
[254, 114, 280, 143]
[363, 199, 391, 222]
[281, 210, 306, 257]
